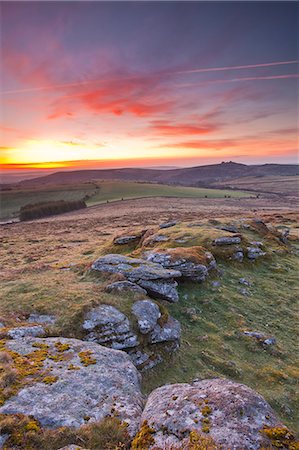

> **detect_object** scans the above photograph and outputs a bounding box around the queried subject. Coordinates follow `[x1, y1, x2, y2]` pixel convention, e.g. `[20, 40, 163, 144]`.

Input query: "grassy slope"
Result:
[213, 175, 299, 195]
[143, 254, 299, 431]
[85, 181, 251, 205]
[0, 183, 98, 219]
[0, 181, 251, 219]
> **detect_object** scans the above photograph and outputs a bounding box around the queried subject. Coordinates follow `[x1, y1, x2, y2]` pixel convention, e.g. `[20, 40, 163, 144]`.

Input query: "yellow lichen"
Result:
[261, 425, 299, 449]
[131, 420, 155, 450]
[54, 342, 71, 352]
[201, 405, 212, 417]
[68, 363, 80, 371]
[78, 350, 96, 366]
[42, 375, 58, 385]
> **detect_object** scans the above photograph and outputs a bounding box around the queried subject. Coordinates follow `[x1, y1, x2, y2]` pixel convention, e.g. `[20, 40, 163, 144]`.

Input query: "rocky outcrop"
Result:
[0, 337, 144, 435]
[91, 254, 181, 302]
[83, 305, 139, 350]
[82, 303, 181, 371]
[143, 247, 216, 282]
[137, 378, 283, 449]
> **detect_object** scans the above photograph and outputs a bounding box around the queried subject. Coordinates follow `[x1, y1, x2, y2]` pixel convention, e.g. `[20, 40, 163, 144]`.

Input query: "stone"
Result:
[149, 317, 181, 345]
[139, 378, 283, 449]
[211, 281, 221, 288]
[150, 234, 169, 243]
[214, 236, 241, 245]
[113, 230, 146, 245]
[233, 251, 244, 262]
[220, 224, 238, 233]
[242, 331, 276, 346]
[0, 337, 144, 435]
[105, 281, 147, 296]
[132, 300, 161, 334]
[159, 221, 177, 229]
[91, 254, 181, 302]
[58, 447, 89, 450]
[0, 322, 5, 328]
[28, 314, 56, 325]
[238, 288, 250, 297]
[83, 305, 139, 350]
[239, 278, 252, 286]
[247, 247, 266, 260]
[7, 325, 45, 340]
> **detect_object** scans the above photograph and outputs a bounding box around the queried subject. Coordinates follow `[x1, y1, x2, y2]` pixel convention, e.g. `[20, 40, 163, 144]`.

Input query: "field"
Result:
[0, 181, 252, 220]
[213, 175, 299, 196]
[0, 196, 298, 433]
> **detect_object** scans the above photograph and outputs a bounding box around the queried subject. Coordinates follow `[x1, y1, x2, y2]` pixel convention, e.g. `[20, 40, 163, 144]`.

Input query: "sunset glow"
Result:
[1, 1, 298, 174]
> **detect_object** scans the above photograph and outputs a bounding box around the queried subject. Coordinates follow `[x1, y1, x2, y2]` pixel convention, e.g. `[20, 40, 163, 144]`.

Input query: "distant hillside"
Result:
[18, 162, 299, 188]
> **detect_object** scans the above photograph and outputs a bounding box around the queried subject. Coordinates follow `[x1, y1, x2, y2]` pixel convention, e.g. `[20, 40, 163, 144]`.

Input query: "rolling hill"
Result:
[17, 162, 299, 188]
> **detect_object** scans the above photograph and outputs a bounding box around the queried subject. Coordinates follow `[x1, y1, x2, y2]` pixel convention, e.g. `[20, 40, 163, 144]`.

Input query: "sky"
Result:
[0, 1, 298, 174]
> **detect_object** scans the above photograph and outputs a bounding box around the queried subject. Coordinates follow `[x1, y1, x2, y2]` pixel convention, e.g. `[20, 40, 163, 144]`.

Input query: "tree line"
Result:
[20, 199, 86, 221]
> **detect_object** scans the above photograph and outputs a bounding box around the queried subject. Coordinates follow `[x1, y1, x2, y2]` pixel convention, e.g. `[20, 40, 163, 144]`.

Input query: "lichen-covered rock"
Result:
[143, 247, 215, 282]
[83, 305, 139, 350]
[7, 325, 45, 339]
[247, 247, 266, 259]
[214, 236, 241, 245]
[105, 280, 147, 296]
[0, 337, 144, 435]
[149, 317, 181, 345]
[28, 314, 56, 325]
[139, 378, 283, 449]
[132, 300, 161, 334]
[91, 254, 181, 302]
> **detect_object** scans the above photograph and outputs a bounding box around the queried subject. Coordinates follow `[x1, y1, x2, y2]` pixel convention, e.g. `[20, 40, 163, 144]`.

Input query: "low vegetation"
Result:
[19, 200, 86, 221]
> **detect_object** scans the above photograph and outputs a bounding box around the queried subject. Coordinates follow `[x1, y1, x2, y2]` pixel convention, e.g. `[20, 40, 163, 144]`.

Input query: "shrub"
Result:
[19, 200, 86, 221]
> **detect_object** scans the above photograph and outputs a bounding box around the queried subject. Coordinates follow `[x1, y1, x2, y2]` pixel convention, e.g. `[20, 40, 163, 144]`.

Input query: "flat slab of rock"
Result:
[113, 230, 146, 245]
[139, 378, 282, 449]
[159, 221, 177, 229]
[214, 236, 241, 245]
[83, 305, 139, 350]
[7, 325, 45, 339]
[28, 314, 56, 325]
[92, 254, 181, 302]
[0, 337, 144, 435]
[105, 281, 147, 296]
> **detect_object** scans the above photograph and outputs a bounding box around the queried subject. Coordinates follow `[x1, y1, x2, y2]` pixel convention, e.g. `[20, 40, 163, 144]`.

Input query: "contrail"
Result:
[1, 60, 298, 95]
[174, 60, 299, 75]
[176, 73, 299, 88]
